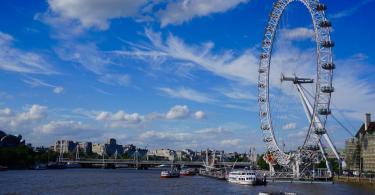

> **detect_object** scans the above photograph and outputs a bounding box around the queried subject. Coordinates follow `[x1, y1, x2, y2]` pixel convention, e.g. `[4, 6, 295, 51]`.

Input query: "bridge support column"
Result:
[293, 160, 300, 178]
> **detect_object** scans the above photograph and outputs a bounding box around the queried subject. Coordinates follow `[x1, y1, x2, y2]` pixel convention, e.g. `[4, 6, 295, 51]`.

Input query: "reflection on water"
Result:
[0, 169, 374, 195]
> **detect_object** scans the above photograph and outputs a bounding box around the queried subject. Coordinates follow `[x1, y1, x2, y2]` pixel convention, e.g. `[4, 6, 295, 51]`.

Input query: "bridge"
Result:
[60, 158, 251, 168]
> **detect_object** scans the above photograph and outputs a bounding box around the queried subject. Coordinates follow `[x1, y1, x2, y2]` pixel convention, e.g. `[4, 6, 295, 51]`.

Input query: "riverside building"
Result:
[345, 113, 375, 173]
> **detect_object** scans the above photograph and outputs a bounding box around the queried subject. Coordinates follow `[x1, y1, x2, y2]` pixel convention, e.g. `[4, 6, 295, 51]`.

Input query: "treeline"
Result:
[0, 146, 58, 169]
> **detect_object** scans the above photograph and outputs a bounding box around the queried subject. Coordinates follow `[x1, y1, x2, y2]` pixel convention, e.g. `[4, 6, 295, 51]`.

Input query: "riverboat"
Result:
[227, 169, 265, 185]
[161, 166, 180, 178]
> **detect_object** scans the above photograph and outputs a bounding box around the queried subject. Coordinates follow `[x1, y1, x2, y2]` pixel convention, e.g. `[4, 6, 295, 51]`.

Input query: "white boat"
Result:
[160, 169, 180, 178]
[227, 169, 264, 185]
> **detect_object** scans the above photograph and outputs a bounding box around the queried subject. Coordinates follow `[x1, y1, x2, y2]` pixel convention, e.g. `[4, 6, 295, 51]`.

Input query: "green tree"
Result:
[257, 154, 269, 170]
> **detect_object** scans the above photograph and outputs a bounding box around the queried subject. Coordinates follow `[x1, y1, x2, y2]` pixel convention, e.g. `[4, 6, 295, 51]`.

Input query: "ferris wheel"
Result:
[258, 0, 343, 178]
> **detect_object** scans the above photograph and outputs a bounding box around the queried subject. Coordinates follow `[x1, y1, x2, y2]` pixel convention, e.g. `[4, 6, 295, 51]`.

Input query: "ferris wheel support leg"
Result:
[293, 160, 300, 178]
[295, 84, 333, 175]
[318, 140, 332, 177]
[268, 162, 275, 176]
[297, 84, 343, 170]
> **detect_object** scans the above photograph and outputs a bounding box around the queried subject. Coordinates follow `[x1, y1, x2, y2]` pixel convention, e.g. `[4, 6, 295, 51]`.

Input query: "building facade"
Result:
[78, 142, 92, 154]
[92, 138, 123, 156]
[92, 143, 105, 156]
[53, 140, 77, 153]
[147, 149, 176, 161]
[345, 113, 375, 173]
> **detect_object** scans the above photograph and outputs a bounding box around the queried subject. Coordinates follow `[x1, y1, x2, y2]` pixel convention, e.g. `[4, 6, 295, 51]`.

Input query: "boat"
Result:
[227, 169, 266, 185]
[160, 162, 180, 178]
[160, 168, 180, 178]
[180, 168, 196, 176]
[198, 149, 227, 180]
[157, 164, 169, 168]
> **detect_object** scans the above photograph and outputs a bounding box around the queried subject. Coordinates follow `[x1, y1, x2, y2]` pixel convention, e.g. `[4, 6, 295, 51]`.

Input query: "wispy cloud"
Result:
[216, 87, 257, 100]
[112, 29, 259, 84]
[0, 32, 57, 75]
[158, 0, 249, 27]
[158, 87, 214, 103]
[22, 77, 64, 94]
[331, 0, 374, 19]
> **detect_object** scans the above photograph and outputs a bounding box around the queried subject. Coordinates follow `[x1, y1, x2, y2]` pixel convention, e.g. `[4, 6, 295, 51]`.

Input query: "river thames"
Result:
[0, 169, 374, 194]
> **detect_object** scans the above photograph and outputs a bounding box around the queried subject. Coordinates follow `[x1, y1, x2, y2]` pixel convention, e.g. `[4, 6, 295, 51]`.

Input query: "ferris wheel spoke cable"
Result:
[300, 85, 355, 137]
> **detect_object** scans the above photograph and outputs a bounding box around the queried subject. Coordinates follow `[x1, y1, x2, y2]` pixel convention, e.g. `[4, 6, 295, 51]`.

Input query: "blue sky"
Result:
[0, 0, 374, 152]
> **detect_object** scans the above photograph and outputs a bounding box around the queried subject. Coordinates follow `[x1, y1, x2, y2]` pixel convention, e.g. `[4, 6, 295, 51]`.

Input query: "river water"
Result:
[0, 169, 373, 194]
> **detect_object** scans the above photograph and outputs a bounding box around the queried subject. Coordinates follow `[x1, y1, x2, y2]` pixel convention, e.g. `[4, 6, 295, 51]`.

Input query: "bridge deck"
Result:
[61, 159, 250, 166]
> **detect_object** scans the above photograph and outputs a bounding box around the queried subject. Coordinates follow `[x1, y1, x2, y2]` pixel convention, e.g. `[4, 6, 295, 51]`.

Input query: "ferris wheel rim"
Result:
[258, 0, 334, 167]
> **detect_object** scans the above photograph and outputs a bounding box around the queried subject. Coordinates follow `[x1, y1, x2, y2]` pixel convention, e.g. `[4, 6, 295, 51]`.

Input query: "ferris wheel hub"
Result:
[280, 73, 314, 84]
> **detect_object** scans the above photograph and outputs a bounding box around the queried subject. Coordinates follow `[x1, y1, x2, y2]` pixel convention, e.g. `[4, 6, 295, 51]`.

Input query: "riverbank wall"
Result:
[333, 176, 375, 186]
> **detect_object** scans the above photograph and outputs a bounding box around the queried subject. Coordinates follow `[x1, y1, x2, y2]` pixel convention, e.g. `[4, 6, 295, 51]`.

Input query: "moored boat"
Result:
[180, 168, 196, 176]
[161, 169, 180, 178]
[227, 169, 265, 185]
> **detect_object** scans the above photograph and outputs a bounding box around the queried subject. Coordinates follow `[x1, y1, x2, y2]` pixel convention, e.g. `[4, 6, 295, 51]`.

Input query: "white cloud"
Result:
[96, 110, 145, 128]
[331, 55, 375, 121]
[220, 139, 242, 146]
[84, 105, 204, 129]
[159, 87, 213, 103]
[139, 130, 192, 142]
[166, 105, 190, 120]
[194, 110, 206, 120]
[53, 87, 64, 94]
[0, 32, 56, 75]
[38, 120, 89, 134]
[282, 122, 297, 130]
[44, 0, 249, 30]
[96, 111, 110, 121]
[23, 77, 64, 94]
[47, 0, 149, 30]
[0, 105, 48, 129]
[158, 0, 249, 27]
[280, 27, 314, 41]
[0, 108, 12, 116]
[196, 127, 229, 134]
[17, 105, 47, 122]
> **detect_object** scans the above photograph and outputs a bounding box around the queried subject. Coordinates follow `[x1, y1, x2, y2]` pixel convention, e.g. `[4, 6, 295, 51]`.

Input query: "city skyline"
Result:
[0, 0, 374, 152]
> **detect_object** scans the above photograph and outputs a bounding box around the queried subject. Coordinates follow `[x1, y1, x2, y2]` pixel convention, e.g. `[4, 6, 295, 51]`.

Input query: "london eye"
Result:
[258, 0, 343, 178]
